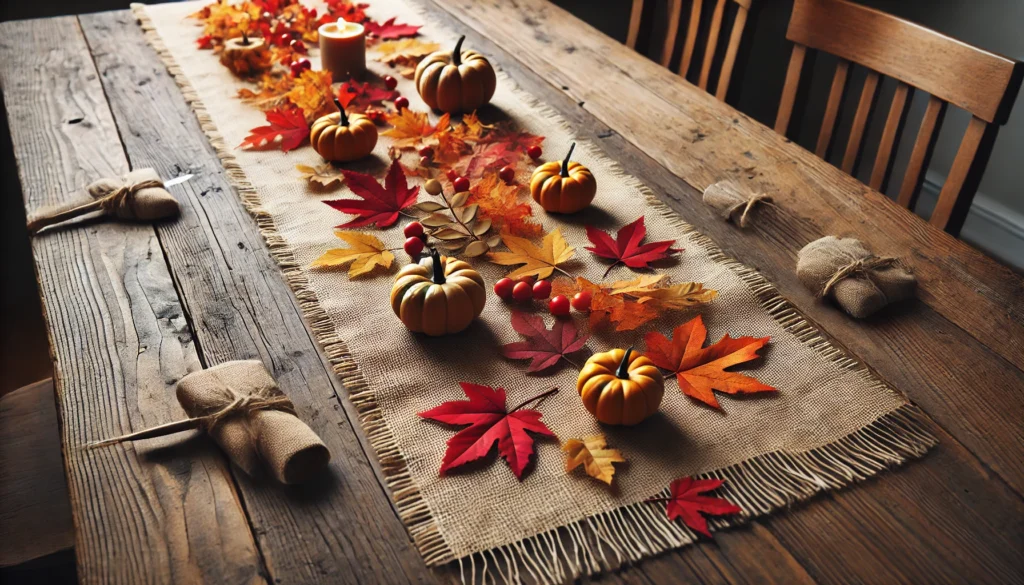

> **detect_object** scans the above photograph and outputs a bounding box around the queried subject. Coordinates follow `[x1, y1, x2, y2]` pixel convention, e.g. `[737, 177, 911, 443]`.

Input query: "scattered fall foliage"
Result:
[489, 229, 576, 280]
[324, 160, 419, 228]
[501, 311, 589, 373]
[311, 231, 394, 278]
[296, 163, 345, 187]
[563, 434, 625, 485]
[552, 275, 717, 331]
[649, 477, 742, 538]
[585, 216, 680, 277]
[238, 106, 309, 152]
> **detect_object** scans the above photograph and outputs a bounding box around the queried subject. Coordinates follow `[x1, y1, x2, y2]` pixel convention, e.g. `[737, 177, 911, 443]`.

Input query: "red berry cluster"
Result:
[289, 58, 312, 77]
[492, 277, 587, 317]
[403, 221, 427, 257]
[443, 169, 471, 193]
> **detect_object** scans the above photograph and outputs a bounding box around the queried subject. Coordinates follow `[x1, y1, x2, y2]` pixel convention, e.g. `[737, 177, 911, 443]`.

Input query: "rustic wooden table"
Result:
[1, 0, 1022, 583]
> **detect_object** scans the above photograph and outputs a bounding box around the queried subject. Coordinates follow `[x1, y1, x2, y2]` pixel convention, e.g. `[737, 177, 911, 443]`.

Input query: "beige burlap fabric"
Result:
[798, 236, 917, 319]
[134, 1, 935, 581]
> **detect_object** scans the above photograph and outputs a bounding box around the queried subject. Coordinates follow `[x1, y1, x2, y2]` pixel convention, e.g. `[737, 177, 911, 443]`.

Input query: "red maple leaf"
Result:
[324, 160, 419, 228]
[649, 477, 742, 538]
[197, 34, 214, 50]
[418, 383, 558, 479]
[644, 315, 773, 409]
[585, 216, 680, 277]
[238, 106, 309, 152]
[337, 81, 398, 111]
[502, 311, 589, 373]
[326, 0, 370, 23]
[461, 142, 521, 178]
[364, 17, 421, 39]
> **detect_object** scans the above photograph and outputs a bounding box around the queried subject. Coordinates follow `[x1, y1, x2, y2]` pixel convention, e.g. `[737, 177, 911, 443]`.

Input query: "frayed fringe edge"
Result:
[131, 5, 937, 583]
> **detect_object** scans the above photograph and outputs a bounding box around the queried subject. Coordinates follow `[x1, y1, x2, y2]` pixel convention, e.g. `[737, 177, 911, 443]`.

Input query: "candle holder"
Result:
[318, 20, 366, 82]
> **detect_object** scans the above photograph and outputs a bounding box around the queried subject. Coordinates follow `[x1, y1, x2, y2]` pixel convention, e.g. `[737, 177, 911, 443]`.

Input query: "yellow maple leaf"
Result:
[287, 69, 334, 121]
[488, 228, 575, 280]
[563, 434, 625, 485]
[374, 39, 440, 66]
[312, 231, 394, 278]
[296, 163, 344, 187]
[642, 281, 718, 309]
[383, 110, 446, 148]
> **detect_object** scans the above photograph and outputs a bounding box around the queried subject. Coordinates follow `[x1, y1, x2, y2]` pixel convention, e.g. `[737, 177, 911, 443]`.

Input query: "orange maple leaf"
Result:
[644, 315, 773, 409]
[286, 69, 335, 121]
[383, 110, 447, 148]
[238, 72, 295, 109]
[552, 276, 715, 332]
[469, 173, 543, 238]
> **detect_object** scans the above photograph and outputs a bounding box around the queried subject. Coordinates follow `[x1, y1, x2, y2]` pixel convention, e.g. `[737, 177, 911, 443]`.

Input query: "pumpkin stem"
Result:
[561, 142, 576, 178]
[333, 98, 349, 126]
[615, 346, 634, 379]
[241, 29, 250, 45]
[429, 247, 446, 285]
[452, 35, 465, 67]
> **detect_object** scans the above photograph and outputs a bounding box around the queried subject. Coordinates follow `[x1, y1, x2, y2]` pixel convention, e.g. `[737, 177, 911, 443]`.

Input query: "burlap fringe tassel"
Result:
[133, 5, 936, 583]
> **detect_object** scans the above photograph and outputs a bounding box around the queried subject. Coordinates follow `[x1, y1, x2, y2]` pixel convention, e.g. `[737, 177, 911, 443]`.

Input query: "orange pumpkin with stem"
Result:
[310, 98, 378, 162]
[530, 142, 597, 214]
[390, 248, 487, 336]
[577, 347, 664, 425]
[414, 35, 497, 113]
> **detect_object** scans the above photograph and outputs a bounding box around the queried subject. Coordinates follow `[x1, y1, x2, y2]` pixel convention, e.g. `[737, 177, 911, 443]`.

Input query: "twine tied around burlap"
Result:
[27, 168, 180, 235]
[797, 236, 916, 319]
[703, 180, 773, 228]
[90, 360, 330, 484]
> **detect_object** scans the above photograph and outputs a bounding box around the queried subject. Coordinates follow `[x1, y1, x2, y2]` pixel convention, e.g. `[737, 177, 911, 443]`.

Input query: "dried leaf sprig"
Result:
[408, 178, 498, 258]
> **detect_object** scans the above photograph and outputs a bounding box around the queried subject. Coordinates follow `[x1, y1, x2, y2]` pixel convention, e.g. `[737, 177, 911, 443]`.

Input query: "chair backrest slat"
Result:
[698, 0, 728, 90]
[714, 4, 748, 99]
[896, 96, 947, 209]
[816, 59, 850, 158]
[869, 82, 912, 192]
[841, 70, 880, 174]
[661, 0, 683, 68]
[775, 44, 807, 135]
[678, 0, 702, 76]
[626, 0, 644, 50]
[776, 0, 1022, 235]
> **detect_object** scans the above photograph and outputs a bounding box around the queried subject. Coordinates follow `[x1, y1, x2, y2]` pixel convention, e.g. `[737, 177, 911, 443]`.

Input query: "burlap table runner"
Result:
[133, 1, 936, 581]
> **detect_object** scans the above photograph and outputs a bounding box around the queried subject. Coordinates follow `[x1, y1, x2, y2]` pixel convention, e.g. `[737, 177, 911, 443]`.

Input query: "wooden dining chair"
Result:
[774, 0, 1023, 236]
[625, 0, 754, 101]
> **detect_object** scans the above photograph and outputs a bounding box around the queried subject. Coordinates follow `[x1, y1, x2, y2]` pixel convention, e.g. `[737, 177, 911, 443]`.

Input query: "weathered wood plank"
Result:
[410, 2, 1024, 583]
[0, 16, 264, 585]
[79, 11, 441, 585]
[426, 0, 1024, 498]
[432, 0, 1024, 376]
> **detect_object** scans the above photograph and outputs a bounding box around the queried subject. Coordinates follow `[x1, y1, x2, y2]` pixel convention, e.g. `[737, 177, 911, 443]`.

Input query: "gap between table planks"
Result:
[0, 7, 1020, 585]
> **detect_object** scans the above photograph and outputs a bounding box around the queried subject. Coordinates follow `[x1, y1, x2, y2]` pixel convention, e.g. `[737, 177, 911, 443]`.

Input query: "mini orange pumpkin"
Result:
[530, 143, 597, 214]
[310, 98, 378, 162]
[577, 347, 664, 425]
[414, 35, 496, 114]
[390, 248, 487, 336]
[219, 33, 272, 76]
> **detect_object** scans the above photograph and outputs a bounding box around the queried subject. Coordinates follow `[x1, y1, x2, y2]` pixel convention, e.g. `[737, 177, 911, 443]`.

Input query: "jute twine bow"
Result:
[702, 181, 773, 228]
[818, 256, 898, 299]
[88, 384, 293, 447]
[89, 360, 330, 484]
[27, 168, 180, 235]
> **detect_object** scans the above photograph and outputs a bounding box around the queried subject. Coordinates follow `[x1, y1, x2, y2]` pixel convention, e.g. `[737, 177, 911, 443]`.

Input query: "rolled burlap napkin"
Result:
[91, 360, 330, 484]
[27, 168, 180, 235]
[797, 236, 916, 319]
[702, 180, 772, 228]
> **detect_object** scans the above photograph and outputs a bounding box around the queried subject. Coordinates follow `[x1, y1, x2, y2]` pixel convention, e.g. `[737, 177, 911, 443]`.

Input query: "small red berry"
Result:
[571, 290, 592, 311]
[532, 280, 552, 300]
[445, 168, 459, 182]
[419, 155, 430, 167]
[527, 145, 543, 160]
[394, 96, 409, 110]
[512, 281, 533, 302]
[499, 165, 515, 184]
[403, 236, 424, 257]
[452, 176, 470, 192]
[383, 75, 398, 90]
[262, 11, 273, 20]
[307, 8, 317, 18]
[276, 32, 291, 46]
[299, 58, 312, 70]
[494, 278, 515, 300]
[289, 39, 307, 54]
[549, 295, 571, 316]
[418, 145, 433, 158]
[403, 221, 424, 239]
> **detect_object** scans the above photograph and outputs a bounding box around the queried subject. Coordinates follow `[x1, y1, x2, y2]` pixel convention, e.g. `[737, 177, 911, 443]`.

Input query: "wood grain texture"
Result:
[415, 1, 1024, 582]
[79, 11, 439, 585]
[786, 0, 1023, 124]
[428, 0, 1024, 385]
[0, 16, 264, 585]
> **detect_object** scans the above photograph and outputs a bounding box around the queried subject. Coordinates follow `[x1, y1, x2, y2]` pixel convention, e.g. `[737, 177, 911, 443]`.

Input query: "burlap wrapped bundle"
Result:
[92, 360, 330, 484]
[27, 168, 180, 234]
[702, 180, 772, 228]
[797, 236, 916, 318]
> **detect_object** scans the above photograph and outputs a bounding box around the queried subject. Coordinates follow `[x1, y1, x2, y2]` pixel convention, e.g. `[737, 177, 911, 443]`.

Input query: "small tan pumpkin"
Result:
[414, 35, 496, 113]
[219, 33, 272, 76]
[577, 347, 664, 426]
[310, 98, 378, 162]
[530, 143, 597, 214]
[391, 248, 487, 336]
